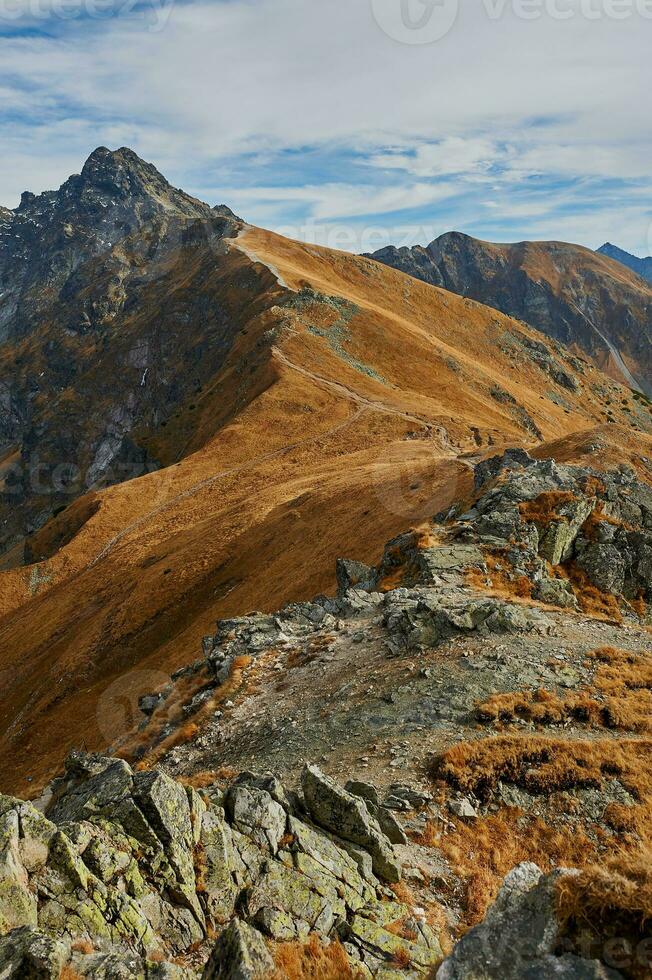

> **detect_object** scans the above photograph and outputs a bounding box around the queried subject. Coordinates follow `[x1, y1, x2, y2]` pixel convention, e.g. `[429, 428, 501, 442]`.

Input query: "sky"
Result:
[1, 0, 651, 255]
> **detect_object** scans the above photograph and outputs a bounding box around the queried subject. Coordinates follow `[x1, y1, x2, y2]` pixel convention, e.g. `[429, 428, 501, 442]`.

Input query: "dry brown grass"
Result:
[60, 967, 85, 980]
[518, 491, 578, 526]
[556, 851, 652, 980]
[565, 563, 623, 622]
[177, 770, 220, 789]
[429, 733, 652, 930]
[390, 946, 413, 969]
[476, 647, 652, 734]
[70, 940, 94, 955]
[389, 878, 452, 954]
[433, 735, 652, 811]
[272, 935, 362, 979]
[466, 552, 534, 600]
[126, 655, 252, 768]
[434, 810, 596, 926]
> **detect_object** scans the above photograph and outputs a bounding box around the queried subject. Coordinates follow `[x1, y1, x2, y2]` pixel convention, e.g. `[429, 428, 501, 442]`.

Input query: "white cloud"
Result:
[370, 138, 503, 178]
[0, 0, 650, 252]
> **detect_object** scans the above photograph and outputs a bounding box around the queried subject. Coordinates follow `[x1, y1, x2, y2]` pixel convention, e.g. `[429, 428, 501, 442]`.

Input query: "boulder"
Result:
[0, 811, 38, 932]
[202, 920, 274, 980]
[537, 499, 594, 566]
[0, 926, 69, 978]
[336, 558, 378, 594]
[301, 766, 400, 882]
[225, 785, 287, 855]
[436, 863, 622, 979]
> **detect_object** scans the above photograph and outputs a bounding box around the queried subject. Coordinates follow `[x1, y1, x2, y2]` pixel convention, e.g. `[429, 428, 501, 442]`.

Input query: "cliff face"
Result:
[0, 148, 249, 556]
[369, 232, 652, 397]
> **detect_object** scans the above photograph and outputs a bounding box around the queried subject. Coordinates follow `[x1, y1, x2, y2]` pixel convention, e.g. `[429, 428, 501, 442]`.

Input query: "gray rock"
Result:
[202, 920, 274, 979]
[336, 558, 378, 594]
[301, 765, 400, 882]
[448, 798, 478, 820]
[534, 578, 579, 610]
[436, 863, 584, 979]
[226, 785, 287, 854]
[0, 926, 69, 978]
[521, 954, 624, 978]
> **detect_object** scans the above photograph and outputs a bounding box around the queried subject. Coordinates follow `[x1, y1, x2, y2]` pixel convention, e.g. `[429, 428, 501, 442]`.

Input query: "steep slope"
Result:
[368, 232, 652, 396]
[599, 241, 652, 284]
[0, 147, 243, 557]
[0, 151, 650, 802]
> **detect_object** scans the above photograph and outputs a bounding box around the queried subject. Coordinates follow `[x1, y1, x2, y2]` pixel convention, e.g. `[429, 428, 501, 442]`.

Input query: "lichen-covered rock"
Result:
[301, 765, 401, 883]
[337, 558, 378, 594]
[0, 926, 69, 978]
[198, 807, 243, 923]
[534, 577, 579, 609]
[202, 920, 274, 980]
[225, 785, 287, 855]
[0, 811, 38, 932]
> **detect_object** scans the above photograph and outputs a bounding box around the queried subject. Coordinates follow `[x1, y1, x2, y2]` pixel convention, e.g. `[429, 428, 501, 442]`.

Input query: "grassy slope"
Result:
[0, 226, 648, 796]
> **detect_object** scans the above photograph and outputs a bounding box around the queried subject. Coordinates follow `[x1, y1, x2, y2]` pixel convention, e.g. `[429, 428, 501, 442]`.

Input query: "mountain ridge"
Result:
[368, 231, 652, 397]
[0, 151, 649, 798]
[598, 240, 652, 285]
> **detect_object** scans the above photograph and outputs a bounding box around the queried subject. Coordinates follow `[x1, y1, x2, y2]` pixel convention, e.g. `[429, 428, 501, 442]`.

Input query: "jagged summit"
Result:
[0, 147, 242, 344]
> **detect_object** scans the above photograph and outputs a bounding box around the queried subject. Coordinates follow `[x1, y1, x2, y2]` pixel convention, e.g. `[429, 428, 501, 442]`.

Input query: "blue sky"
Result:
[1, 0, 651, 255]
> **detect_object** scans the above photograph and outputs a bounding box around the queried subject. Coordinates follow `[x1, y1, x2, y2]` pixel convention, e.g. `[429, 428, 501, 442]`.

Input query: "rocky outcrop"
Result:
[436, 863, 623, 979]
[0, 758, 442, 978]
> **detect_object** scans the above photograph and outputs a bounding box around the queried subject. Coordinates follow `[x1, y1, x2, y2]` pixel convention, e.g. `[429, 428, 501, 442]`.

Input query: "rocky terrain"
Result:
[368, 233, 652, 397]
[2, 150, 649, 798]
[1, 450, 650, 977]
[598, 244, 652, 286]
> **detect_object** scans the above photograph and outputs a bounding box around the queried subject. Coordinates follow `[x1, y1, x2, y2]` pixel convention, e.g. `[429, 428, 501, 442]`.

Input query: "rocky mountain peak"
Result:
[77, 145, 195, 211]
[0, 147, 242, 345]
[597, 240, 652, 284]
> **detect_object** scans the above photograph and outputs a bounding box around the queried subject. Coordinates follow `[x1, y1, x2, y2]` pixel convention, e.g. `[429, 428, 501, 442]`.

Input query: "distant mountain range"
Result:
[368, 232, 652, 397]
[597, 241, 652, 284]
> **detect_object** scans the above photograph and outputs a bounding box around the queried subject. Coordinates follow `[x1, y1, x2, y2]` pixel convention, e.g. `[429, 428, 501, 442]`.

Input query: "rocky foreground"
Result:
[2, 451, 651, 978]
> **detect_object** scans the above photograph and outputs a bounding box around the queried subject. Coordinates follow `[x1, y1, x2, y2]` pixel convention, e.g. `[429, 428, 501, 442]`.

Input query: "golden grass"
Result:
[466, 552, 534, 600]
[476, 646, 652, 734]
[430, 810, 596, 927]
[556, 851, 652, 980]
[124, 655, 252, 769]
[518, 491, 577, 526]
[429, 732, 652, 933]
[272, 935, 362, 979]
[565, 564, 623, 622]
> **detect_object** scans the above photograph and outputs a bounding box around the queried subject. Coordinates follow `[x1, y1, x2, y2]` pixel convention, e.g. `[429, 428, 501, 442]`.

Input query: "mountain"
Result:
[0, 147, 244, 556]
[598, 241, 652, 284]
[0, 149, 651, 978]
[368, 232, 652, 397]
[1, 150, 650, 802]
